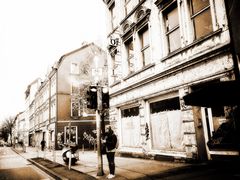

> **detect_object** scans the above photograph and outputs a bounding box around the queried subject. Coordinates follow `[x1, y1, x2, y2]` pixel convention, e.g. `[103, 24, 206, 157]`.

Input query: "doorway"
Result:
[201, 107, 239, 160]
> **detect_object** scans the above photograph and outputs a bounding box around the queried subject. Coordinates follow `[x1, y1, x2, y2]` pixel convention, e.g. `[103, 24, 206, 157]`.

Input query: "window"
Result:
[139, 26, 151, 66]
[121, 106, 139, 117]
[64, 126, 78, 144]
[150, 97, 180, 113]
[125, 0, 140, 15]
[190, 0, 213, 39]
[164, 4, 181, 52]
[71, 63, 79, 74]
[110, 2, 117, 29]
[71, 98, 80, 118]
[125, 38, 135, 74]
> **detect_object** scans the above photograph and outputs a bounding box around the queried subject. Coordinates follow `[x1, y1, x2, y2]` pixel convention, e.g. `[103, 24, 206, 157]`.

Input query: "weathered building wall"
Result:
[104, 0, 234, 160]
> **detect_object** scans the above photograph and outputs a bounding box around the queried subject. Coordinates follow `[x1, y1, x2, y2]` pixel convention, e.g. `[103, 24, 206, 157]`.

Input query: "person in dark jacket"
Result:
[102, 125, 117, 179]
[41, 139, 46, 151]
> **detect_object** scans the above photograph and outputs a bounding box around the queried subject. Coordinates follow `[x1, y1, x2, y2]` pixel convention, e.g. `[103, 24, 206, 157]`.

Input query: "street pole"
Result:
[96, 85, 104, 176]
[68, 120, 72, 170]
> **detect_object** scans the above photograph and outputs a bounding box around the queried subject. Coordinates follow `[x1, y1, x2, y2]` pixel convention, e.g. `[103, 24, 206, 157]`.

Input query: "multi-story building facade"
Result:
[103, 0, 239, 161]
[25, 43, 107, 150]
[25, 78, 42, 147]
[12, 112, 26, 146]
[34, 79, 50, 148]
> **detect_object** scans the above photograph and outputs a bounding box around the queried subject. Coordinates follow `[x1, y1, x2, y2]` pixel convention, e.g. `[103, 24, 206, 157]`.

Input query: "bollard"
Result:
[68, 151, 72, 170]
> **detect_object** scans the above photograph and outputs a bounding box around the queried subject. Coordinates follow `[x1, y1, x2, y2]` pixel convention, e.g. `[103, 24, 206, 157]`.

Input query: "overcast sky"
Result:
[0, 0, 107, 123]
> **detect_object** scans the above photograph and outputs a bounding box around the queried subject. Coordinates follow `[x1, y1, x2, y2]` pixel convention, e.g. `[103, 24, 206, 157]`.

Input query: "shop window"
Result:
[150, 97, 180, 114]
[164, 3, 181, 53]
[121, 106, 139, 117]
[190, 0, 213, 39]
[149, 96, 183, 151]
[125, 37, 135, 74]
[121, 106, 141, 147]
[139, 25, 151, 66]
[64, 126, 77, 145]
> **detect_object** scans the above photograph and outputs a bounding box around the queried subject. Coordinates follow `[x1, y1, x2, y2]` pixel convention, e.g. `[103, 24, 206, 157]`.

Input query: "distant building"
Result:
[12, 112, 25, 146]
[103, 0, 239, 161]
[25, 43, 107, 150]
[25, 78, 42, 147]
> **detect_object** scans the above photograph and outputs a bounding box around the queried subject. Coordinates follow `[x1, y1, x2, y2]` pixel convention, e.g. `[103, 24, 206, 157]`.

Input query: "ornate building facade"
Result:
[103, 0, 239, 161]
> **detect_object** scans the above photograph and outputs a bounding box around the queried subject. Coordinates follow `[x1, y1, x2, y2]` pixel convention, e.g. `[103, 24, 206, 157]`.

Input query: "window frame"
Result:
[64, 126, 78, 144]
[71, 97, 80, 118]
[125, 0, 141, 15]
[163, 2, 181, 53]
[138, 25, 150, 66]
[124, 37, 135, 74]
[189, 0, 213, 40]
[109, 2, 117, 30]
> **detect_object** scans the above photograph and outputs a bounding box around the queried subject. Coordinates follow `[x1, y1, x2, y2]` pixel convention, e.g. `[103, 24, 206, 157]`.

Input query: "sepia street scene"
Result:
[0, 0, 240, 179]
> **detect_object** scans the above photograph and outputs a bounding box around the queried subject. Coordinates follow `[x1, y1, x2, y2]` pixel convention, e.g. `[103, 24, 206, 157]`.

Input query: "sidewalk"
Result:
[14, 146, 191, 179]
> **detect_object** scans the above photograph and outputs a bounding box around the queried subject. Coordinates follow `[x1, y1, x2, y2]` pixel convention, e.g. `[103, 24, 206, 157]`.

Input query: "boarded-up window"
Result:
[121, 107, 141, 147]
[150, 97, 184, 151]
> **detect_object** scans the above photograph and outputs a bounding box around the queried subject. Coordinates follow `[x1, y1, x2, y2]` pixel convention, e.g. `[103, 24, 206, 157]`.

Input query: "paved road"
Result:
[0, 146, 54, 180]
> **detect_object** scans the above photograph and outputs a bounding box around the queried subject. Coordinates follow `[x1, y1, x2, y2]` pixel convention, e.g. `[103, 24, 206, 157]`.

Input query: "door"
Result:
[201, 107, 213, 160]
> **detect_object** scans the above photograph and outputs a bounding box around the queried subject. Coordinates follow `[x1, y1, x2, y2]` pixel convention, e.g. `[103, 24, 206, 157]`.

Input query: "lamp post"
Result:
[89, 55, 105, 176]
[92, 56, 104, 176]
[96, 85, 104, 176]
[68, 120, 72, 170]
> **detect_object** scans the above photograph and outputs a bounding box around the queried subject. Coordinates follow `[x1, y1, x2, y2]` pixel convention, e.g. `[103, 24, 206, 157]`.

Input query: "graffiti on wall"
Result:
[83, 130, 97, 146]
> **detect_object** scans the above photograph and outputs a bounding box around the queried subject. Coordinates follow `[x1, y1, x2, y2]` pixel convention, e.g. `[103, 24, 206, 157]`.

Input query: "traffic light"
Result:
[86, 85, 97, 109]
[102, 91, 109, 109]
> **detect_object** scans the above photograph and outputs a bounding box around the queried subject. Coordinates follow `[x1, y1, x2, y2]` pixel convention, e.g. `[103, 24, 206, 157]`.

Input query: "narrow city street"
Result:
[0, 146, 54, 180]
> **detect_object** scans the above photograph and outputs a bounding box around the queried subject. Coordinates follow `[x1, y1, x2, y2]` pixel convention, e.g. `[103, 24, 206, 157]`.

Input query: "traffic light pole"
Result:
[96, 85, 104, 176]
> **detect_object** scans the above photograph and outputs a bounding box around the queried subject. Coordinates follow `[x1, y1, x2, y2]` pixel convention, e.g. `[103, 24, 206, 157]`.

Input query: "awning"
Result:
[183, 80, 240, 107]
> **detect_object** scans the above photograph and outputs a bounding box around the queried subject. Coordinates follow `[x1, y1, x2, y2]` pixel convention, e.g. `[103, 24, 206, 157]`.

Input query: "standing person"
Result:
[41, 139, 46, 151]
[102, 125, 117, 179]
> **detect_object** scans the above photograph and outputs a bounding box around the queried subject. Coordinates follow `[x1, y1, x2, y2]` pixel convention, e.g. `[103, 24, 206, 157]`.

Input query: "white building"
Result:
[25, 78, 42, 147]
[103, 0, 239, 161]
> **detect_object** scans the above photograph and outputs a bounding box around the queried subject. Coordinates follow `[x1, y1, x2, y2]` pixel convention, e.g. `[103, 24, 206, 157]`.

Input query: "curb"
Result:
[11, 147, 68, 180]
[27, 158, 69, 180]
